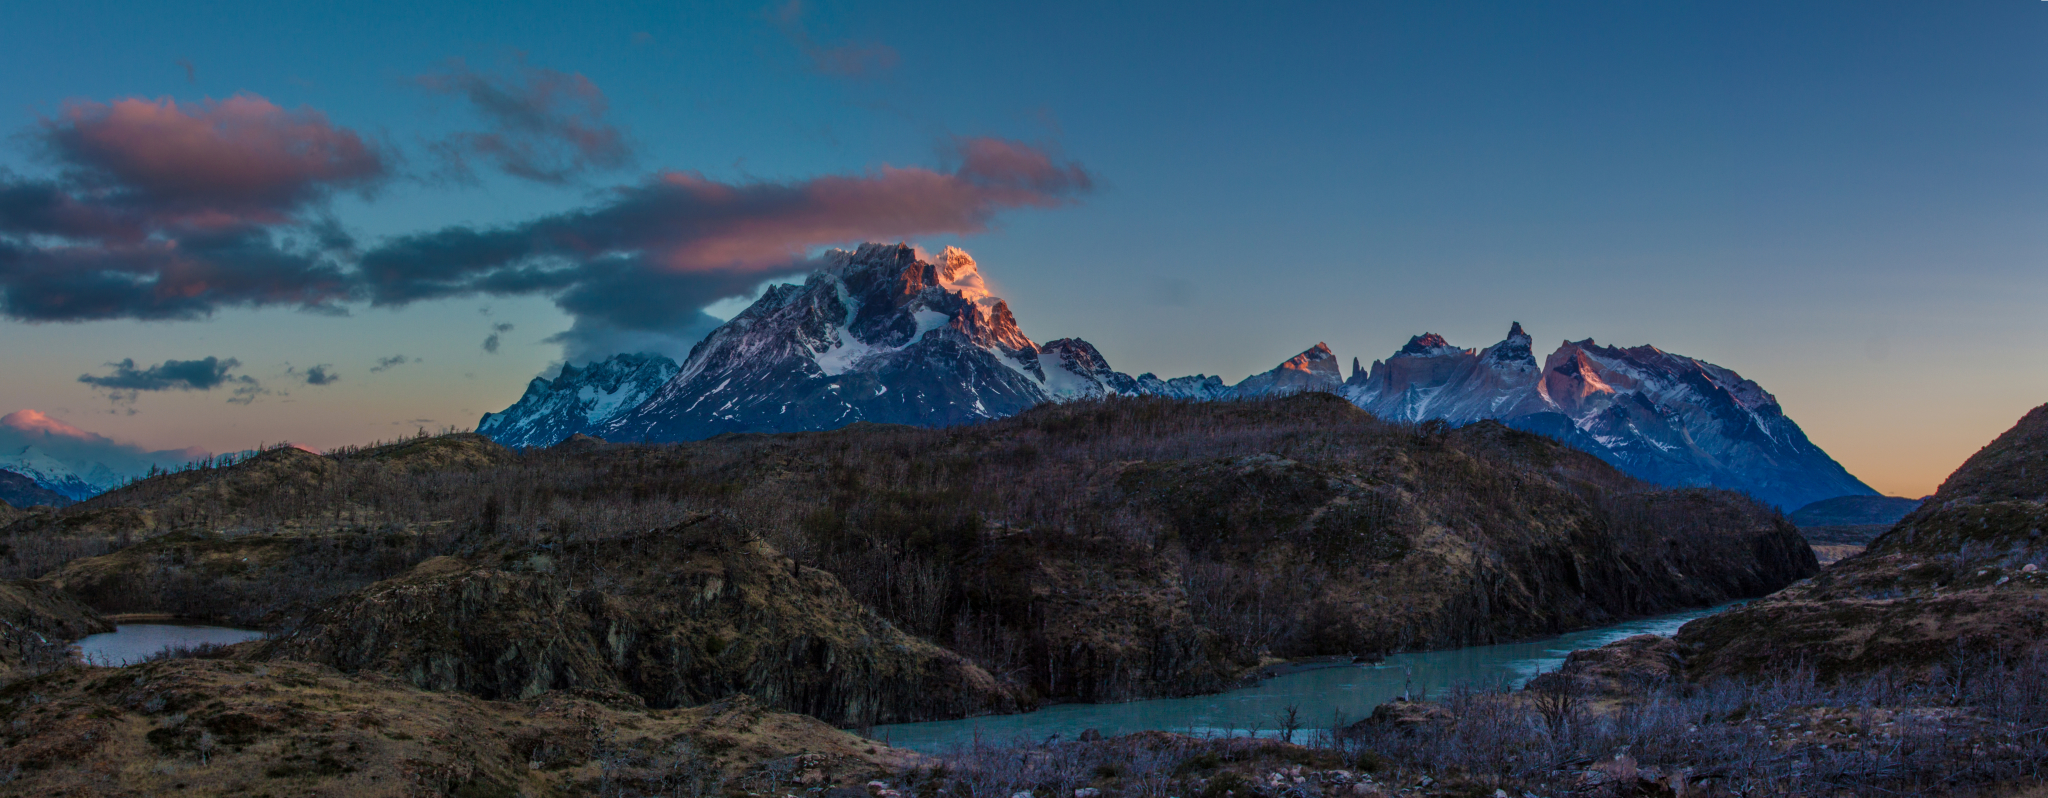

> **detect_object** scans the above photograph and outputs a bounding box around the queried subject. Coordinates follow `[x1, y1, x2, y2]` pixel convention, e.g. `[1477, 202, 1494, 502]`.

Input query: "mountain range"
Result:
[0, 446, 123, 503]
[479, 243, 1873, 509]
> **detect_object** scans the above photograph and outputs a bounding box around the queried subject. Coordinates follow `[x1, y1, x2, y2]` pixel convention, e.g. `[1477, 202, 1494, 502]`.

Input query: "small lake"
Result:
[74, 624, 267, 666]
[870, 603, 1736, 752]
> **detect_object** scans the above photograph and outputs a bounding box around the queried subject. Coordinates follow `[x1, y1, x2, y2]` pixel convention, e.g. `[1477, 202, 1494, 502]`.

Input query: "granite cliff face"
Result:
[1678, 402, 2048, 679]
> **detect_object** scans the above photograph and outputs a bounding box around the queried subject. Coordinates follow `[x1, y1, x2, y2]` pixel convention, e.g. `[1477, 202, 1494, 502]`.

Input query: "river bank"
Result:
[870, 602, 1737, 752]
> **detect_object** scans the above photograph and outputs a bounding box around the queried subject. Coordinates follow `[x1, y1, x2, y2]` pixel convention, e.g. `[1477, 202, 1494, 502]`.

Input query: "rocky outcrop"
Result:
[254, 514, 1022, 726]
[1678, 402, 2048, 679]
[0, 659, 906, 796]
[0, 579, 110, 680]
[1524, 634, 1684, 699]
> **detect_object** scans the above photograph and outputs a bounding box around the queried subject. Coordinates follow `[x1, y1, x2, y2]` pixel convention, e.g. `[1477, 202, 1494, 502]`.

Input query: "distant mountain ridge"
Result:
[477, 354, 679, 450]
[1338, 326, 1875, 510]
[1, 446, 122, 502]
[0, 468, 71, 508]
[479, 243, 1873, 508]
[1788, 495, 1923, 527]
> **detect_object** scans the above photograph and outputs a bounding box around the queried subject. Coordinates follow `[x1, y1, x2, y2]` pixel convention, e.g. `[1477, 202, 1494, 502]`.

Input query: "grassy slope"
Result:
[0, 658, 904, 797]
[1680, 402, 2048, 678]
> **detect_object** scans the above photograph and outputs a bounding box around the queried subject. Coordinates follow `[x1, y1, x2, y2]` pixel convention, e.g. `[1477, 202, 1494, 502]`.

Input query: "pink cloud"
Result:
[1, 409, 97, 441]
[596, 137, 1090, 272]
[0, 409, 210, 469]
[43, 94, 387, 224]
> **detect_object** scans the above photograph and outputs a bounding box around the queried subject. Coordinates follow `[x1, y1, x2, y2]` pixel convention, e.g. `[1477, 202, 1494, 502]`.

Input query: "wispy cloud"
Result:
[368, 354, 416, 373]
[483, 322, 513, 353]
[772, 0, 900, 79]
[416, 56, 631, 184]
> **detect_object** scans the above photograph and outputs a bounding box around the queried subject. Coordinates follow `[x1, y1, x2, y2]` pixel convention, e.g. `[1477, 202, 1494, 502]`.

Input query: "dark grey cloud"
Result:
[77, 355, 264, 406]
[79, 356, 243, 391]
[302, 364, 339, 385]
[0, 94, 381, 323]
[483, 322, 514, 353]
[369, 354, 416, 373]
[417, 56, 632, 184]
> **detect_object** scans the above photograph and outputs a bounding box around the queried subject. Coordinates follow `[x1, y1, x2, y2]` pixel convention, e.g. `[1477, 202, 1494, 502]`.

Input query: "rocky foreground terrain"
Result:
[1678, 401, 2048, 679]
[0, 394, 1867, 796]
[0, 395, 1815, 727]
[0, 659, 906, 797]
[1238, 401, 2048, 796]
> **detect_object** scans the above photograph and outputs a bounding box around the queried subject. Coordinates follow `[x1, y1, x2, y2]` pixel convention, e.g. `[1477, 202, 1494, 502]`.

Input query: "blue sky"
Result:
[2, 1, 2044, 495]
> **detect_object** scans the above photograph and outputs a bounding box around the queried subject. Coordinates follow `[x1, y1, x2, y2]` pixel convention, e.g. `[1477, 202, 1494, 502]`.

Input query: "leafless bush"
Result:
[1330, 650, 2048, 795]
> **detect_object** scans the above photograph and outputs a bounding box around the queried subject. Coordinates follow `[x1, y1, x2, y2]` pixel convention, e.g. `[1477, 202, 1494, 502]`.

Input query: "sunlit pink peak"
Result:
[1278, 343, 1338, 374]
[1395, 333, 1464, 358]
[935, 245, 996, 307]
[1, 409, 96, 441]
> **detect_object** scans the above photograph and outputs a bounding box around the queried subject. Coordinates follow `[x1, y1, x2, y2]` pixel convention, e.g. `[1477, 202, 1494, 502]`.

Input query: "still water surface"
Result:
[871, 603, 1735, 752]
[75, 624, 266, 666]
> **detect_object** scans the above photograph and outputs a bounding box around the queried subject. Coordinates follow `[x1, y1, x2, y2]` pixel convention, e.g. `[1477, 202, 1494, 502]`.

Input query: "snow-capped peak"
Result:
[0, 445, 117, 501]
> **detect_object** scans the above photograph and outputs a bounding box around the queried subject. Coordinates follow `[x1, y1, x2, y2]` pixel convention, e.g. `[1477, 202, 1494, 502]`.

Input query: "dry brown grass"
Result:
[0, 658, 907, 796]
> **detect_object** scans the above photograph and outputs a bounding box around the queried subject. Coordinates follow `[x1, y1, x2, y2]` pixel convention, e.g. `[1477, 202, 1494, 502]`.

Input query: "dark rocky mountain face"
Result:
[1678, 402, 2048, 679]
